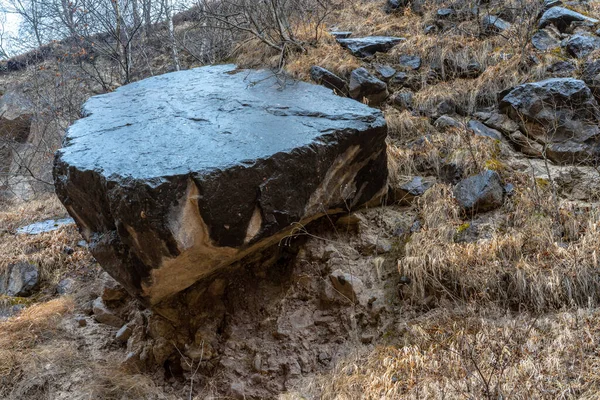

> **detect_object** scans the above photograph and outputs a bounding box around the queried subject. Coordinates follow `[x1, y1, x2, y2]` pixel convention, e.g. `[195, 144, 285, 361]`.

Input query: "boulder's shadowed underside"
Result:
[54, 65, 388, 305]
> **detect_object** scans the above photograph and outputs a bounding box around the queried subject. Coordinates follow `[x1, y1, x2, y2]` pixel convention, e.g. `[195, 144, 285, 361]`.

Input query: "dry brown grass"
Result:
[299, 306, 600, 399]
[0, 194, 94, 287]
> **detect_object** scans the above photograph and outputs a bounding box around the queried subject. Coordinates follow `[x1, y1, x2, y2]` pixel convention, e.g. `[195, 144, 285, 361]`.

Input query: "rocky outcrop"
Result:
[499, 78, 600, 164]
[54, 65, 389, 306]
[337, 36, 405, 57]
[538, 7, 599, 33]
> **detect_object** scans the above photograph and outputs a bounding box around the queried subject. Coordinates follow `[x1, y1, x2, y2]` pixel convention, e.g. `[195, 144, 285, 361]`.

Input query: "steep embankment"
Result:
[2, 0, 600, 399]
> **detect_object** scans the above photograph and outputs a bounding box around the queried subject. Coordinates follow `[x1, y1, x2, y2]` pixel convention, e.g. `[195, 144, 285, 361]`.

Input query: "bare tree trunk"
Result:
[165, 0, 180, 71]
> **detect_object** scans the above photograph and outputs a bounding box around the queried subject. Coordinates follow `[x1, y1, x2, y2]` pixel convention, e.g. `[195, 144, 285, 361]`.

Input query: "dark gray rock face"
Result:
[532, 30, 561, 51]
[391, 176, 435, 204]
[434, 115, 461, 131]
[374, 64, 397, 80]
[454, 170, 504, 213]
[543, 0, 562, 10]
[565, 34, 600, 59]
[385, 0, 408, 13]
[499, 78, 600, 164]
[547, 60, 576, 76]
[0, 262, 39, 297]
[468, 120, 502, 140]
[53, 65, 388, 305]
[398, 55, 422, 70]
[392, 91, 414, 110]
[538, 7, 599, 32]
[582, 60, 600, 99]
[337, 36, 405, 57]
[349, 67, 389, 105]
[482, 15, 512, 33]
[310, 66, 347, 94]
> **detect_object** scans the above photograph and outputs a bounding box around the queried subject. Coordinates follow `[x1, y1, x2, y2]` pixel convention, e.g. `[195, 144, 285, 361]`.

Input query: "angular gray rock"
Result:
[499, 78, 600, 164]
[392, 91, 413, 110]
[532, 30, 560, 51]
[398, 55, 422, 71]
[385, 0, 408, 13]
[93, 297, 125, 327]
[336, 36, 405, 57]
[0, 262, 39, 297]
[54, 65, 389, 305]
[391, 176, 435, 204]
[437, 8, 456, 19]
[349, 67, 389, 105]
[374, 64, 397, 80]
[329, 270, 364, 303]
[310, 66, 347, 94]
[454, 170, 504, 213]
[468, 120, 502, 140]
[482, 15, 511, 33]
[538, 7, 599, 33]
[434, 115, 462, 131]
[547, 60, 576, 77]
[565, 34, 600, 59]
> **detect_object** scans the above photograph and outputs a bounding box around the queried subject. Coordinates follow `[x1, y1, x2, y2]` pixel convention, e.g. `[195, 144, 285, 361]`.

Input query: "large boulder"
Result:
[53, 65, 389, 305]
[336, 36, 405, 57]
[499, 78, 600, 164]
[538, 7, 599, 33]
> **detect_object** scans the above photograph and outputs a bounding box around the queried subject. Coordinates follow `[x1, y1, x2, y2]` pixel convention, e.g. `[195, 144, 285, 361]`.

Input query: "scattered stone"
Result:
[329, 270, 364, 303]
[15, 217, 75, 235]
[92, 297, 124, 327]
[454, 170, 504, 213]
[310, 66, 347, 94]
[398, 55, 422, 70]
[482, 15, 511, 33]
[62, 246, 74, 255]
[0, 262, 39, 297]
[437, 8, 456, 19]
[508, 131, 544, 157]
[56, 277, 75, 295]
[547, 60, 576, 77]
[337, 36, 405, 57]
[467, 120, 502, 140]
[349, 67, 389, 105]
[374, 64, 397, 80]
[499, 78, 600, 164]
[77, 240, 88, 248]
[360, 334, 375, 344]
[504, 183, 515, 196]
[565, 34, 600, 59]
[385, 0, 408, 13]
[392, 91, 413, 110]
[101, 274, 128, 302]
[434, 115, 462, 131]
[116, 324, 133, 342]
[390, 71, 408, 86]
[391, 176, 435, 204]
[543, 0, 562, 10]
[538, 7, 598, 33]
[424, 25, 437, 35]
[54, 65, 389, 305]
[481, 112, 520, 134]
[75, 316, 87, 327]
[329, 31, 352, 39]
[532, 30, 561, 51]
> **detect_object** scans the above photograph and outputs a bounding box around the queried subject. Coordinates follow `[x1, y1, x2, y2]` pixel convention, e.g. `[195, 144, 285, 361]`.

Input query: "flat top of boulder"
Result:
[58, 64, 385, 180]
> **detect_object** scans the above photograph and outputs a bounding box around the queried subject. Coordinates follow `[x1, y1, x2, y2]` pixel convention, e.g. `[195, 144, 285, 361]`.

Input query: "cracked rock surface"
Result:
[54, 64, 388, 305]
